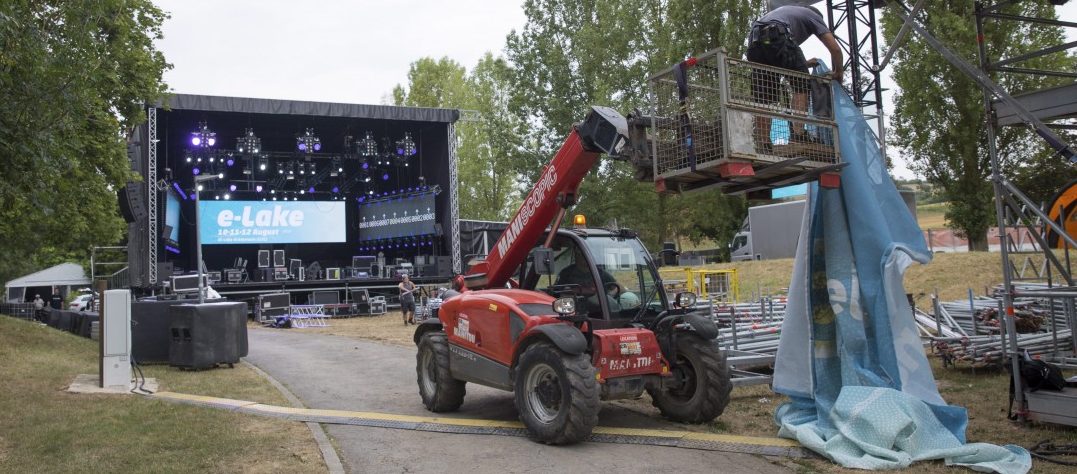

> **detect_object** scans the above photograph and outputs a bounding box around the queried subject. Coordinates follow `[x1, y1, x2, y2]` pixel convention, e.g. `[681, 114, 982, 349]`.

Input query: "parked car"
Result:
[69, 294, 93, 312]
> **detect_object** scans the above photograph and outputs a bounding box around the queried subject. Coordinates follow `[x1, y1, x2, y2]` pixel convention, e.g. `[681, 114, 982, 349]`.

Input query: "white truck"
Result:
[729, 200, 807, 261]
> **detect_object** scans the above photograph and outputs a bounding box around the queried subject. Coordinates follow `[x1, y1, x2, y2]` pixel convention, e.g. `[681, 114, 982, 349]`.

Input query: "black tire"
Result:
[647, 335, 732, 423]
[416, 331, 466, 412]
[513, 342, 600, 445]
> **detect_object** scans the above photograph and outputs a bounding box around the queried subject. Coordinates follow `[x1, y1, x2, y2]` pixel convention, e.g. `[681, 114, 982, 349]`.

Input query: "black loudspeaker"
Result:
[436, 256, 453, 277]
[369, 264, 380, 279]
[273, 250, 285, 267]
[169, 302, 248, 370]
[258, 250, 270, 268]
[133, 299, 189, 363]
[118, 182, 147, 223]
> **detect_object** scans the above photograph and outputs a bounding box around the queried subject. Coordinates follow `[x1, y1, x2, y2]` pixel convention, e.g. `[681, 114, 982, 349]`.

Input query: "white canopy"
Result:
[5, 263, 91, 290]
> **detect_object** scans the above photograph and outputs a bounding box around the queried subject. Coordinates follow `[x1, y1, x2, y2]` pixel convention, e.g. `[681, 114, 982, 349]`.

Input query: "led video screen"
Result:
[199, 201, 346, 244]
[359, 193, 436, 241]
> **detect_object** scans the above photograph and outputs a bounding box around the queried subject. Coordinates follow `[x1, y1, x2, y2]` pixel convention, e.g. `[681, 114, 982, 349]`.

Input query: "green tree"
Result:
[0, 0, 170, 285]
[504, 0, 764, 251]
[882, 3, 1075, 250]
[393, 55, 526, 221]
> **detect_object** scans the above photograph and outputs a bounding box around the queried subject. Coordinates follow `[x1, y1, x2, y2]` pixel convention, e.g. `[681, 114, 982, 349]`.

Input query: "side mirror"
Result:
[531, 247, 554, 275]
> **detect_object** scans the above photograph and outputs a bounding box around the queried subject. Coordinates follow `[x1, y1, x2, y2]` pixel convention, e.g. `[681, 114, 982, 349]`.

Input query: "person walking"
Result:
[746, 5, 843, 151]
[399, 274, 417, 325]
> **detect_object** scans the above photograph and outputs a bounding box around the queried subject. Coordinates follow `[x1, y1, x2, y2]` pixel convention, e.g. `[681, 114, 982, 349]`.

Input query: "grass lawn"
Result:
[663, 251, 1023, 302]
[0, 316, 325, 473]
[918, 201, 951, 230]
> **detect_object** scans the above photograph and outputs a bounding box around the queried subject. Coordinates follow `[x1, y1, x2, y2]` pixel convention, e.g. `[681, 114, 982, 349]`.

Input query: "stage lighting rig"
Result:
[331, 157, 342, 177]
[258, 155, 269, 172]
[236, 128, 261, 154]
[358, 131, 378, 157]
[397, 132, 417, 157]
[297, 128, 321, 153]
[190, 122, 216, 148]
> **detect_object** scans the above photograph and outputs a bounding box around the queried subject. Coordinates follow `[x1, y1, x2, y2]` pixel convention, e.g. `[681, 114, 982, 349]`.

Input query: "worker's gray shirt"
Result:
[757, 5, 829, 45]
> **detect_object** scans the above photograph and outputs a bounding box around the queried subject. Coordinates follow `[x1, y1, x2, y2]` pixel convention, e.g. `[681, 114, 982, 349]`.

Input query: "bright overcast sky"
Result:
[155, 1, 1075, 180]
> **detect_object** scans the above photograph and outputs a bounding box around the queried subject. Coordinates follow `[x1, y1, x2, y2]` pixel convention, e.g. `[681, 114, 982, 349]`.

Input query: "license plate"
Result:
[619, 341, 641, 355]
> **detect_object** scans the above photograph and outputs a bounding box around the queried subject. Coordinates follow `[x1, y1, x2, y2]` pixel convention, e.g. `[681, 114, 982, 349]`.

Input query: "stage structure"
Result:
[121, 94, 461, 300]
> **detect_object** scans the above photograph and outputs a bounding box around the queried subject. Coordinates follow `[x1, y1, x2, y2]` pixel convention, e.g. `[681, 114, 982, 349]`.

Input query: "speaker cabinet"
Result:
[258, 250, 270, 268]
[169, 302, 248, 370]
[273, 250, 285, 267]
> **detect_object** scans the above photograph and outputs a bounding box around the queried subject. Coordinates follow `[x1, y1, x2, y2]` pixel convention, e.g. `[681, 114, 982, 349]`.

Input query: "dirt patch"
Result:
[297, 312, 417, 347]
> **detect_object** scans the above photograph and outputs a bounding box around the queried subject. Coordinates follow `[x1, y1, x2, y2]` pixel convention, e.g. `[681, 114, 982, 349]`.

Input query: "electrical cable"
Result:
[1029, 440, 1077, 466]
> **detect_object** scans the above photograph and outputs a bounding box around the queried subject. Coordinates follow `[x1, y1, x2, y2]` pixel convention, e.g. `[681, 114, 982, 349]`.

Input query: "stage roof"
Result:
[5, 263, 91, 290]
[158, 94, 460, 124]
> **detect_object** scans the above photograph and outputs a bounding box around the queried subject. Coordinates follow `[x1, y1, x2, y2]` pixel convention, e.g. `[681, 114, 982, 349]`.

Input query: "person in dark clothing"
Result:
[746, 5, 844, 151]
[399, 274, 417, 325]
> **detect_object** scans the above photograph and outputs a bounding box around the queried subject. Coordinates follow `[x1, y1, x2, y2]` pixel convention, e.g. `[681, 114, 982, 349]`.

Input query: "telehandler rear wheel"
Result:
[647, 335, 731, 423]
[514, 342, 599, 444]
[416, 331, 466, 412]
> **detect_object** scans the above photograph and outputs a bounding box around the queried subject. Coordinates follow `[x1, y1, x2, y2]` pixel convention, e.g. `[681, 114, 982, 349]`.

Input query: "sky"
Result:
[154, 1, 1075, 180]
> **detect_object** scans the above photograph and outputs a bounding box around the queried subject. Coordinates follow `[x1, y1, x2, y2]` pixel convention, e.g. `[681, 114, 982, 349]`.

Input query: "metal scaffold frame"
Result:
[882, 0, 1076, 424]
[147, 106, 158, 285]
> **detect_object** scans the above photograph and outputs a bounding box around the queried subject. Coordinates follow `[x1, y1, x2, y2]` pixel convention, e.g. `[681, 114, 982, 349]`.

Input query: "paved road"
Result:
[246, 328, 790, 474]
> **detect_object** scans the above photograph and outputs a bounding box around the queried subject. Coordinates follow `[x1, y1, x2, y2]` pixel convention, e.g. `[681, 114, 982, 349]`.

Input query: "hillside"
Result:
[663, 251, 1041, 302]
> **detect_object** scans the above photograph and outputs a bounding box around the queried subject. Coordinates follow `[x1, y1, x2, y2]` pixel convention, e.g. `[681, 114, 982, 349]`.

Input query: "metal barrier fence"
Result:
[0, 303, 37, 320]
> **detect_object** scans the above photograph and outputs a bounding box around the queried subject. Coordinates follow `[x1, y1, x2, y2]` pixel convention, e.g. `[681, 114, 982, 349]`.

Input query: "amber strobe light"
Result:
[573, 214, 587, 228]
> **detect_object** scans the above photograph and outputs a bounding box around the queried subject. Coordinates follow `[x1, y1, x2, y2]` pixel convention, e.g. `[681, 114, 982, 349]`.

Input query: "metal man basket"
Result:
[649, 48, 843, 195]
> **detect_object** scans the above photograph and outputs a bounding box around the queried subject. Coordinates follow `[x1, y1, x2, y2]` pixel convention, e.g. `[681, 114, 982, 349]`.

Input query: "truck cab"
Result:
[518, 227, 668, 326]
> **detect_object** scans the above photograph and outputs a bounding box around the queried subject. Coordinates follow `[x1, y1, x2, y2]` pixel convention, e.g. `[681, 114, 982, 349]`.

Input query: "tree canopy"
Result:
[882, 3, 1076, 250]
[0, 0, 171, 285]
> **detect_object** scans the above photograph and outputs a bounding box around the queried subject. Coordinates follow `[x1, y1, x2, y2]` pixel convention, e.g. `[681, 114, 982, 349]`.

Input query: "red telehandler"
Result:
[413, 106, 731, 444]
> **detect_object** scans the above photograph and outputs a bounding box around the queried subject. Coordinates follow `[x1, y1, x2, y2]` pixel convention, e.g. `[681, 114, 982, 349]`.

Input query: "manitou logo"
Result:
[217, 206, 305, 228]
[495, 167, 558, 258]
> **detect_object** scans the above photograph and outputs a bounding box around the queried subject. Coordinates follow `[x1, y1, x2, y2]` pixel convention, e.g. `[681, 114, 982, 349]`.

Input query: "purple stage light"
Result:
[192, 167, 201, 175]
[361, 162, 369, 170]
[308, 186, 315, 193]
[226, 158, 234, 167]
[331, 186, 339, 193]
[358, 197, 365, 203]
[298, 143, 307, 151]
[382, 173, 389, 181]
[207, 137, 216, 146]
[256, 185, 264, 192]
[397, 147, 404, 155]
[192, 136, 201, 146]
[313, 143, 321, 151]
[229, 184, 237, 192]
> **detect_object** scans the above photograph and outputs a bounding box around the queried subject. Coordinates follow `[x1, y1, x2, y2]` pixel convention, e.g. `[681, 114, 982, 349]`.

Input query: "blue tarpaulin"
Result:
[771, 70, 1031, 473]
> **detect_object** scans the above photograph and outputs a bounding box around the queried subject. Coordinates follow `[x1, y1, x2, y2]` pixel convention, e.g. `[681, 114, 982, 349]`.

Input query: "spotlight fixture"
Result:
[256, 185, 264, 193]
[224, 193, 231, 200]
[358, 131, 378, 156]
[192, 167, 201, 176]
[190, 122, 217, 148]
[297, 128, 321, 153]
[236, 128, 261, 154]
[287, 161, 296, 180]
[229, 184, 237, 192]
[258, 155, 268, 171]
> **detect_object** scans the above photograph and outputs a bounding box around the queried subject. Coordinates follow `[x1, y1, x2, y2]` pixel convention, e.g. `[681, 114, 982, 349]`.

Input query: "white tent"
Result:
[5, 263, 91, 302]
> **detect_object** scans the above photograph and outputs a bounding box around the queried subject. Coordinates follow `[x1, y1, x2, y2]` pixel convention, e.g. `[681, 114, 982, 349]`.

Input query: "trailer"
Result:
[730, 200, 806, 261]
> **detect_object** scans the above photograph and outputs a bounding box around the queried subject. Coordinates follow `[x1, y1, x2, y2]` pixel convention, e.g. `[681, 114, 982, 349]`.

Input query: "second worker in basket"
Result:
[746, 5, 843, 153]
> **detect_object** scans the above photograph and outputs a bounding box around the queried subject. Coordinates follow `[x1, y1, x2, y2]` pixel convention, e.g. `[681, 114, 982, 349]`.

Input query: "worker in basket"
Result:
[747, 4, 843, 153]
